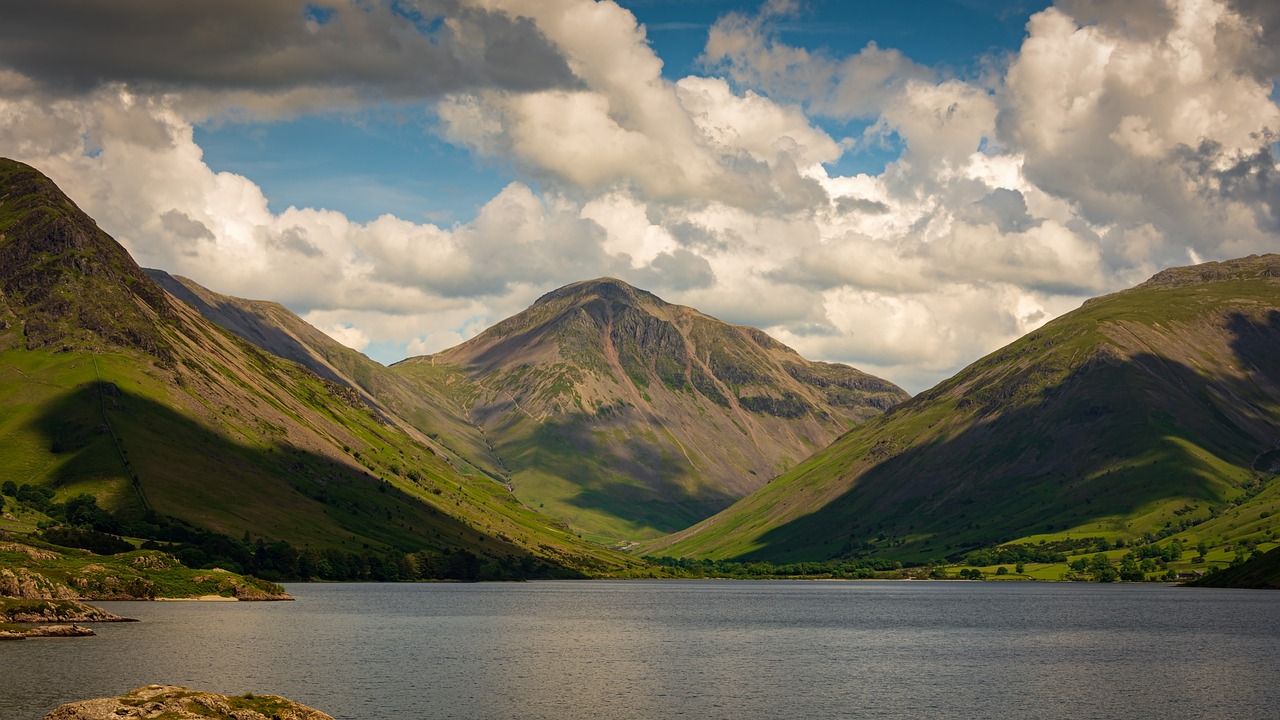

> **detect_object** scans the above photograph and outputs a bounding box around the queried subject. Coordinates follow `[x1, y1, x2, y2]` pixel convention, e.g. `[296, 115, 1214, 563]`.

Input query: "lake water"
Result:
[3, 580, 1278, 719]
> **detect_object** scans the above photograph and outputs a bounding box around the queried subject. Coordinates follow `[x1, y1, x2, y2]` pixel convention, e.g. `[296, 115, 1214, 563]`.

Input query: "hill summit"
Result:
[396, 275, 908, 544]
[0, 159, 175, 357]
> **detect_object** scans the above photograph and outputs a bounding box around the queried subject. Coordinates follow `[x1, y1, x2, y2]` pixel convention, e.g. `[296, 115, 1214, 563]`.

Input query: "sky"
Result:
[1, 0, 1278, 393]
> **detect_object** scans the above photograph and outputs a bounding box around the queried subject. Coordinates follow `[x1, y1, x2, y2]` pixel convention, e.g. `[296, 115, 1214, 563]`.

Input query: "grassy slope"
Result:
[646, 256, 1280, 563]
[0, 157, 644, 576]
[143, 269, 508, 485]
[393, 278, 909, 545]
[1188, 545, 1280, 589]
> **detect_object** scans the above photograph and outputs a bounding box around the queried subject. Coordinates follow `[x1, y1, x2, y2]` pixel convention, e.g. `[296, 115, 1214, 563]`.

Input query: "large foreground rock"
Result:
[43, 685, 334, 720]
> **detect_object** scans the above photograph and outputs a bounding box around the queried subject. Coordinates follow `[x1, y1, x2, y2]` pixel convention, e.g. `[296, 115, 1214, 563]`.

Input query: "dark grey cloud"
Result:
[632, 249, 716, 291]
[160, 209, 214, 241]
[269, 227, 324, 258]
[0, 0, 578, 100]
[959, 188, 1039, 233]
[1222, 0, 1280, 79]
[1059, 0, 1175, 40]
[1177, 139, 1280, 233]
[835, 196, 890, 215]
[159, 209, 214, 257]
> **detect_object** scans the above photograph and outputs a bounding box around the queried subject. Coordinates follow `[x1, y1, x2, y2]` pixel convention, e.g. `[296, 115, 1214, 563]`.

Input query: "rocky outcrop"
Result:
[0, 623, 94, 640]
[1, 597, 131, 623]
[0, 567, 80, 600]
[0, 539, 292, 602]
[43, 685, 334, 720]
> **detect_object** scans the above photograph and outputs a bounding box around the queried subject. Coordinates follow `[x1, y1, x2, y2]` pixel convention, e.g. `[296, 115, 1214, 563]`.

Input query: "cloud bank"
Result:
[1, 0, 1277, 393]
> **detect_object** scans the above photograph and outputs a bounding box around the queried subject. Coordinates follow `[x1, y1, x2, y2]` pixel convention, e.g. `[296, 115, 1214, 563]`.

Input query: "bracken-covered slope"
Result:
[646, 255, 1280, 562]
[0, 157, 643, 577]
[393, 278, 908, 544]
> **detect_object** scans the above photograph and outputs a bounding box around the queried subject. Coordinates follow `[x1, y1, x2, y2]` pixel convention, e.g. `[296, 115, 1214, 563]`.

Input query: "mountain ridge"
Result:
[393, 274, 909, 543]
[646, 254, 1280, 562]
[0, 157, 644, 578]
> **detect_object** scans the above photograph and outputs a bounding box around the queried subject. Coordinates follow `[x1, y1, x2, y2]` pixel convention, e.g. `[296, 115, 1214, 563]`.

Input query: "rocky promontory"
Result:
[0, 537, 292, 602]
[42, 685, 335, 719]
[0, 623, 95, 640]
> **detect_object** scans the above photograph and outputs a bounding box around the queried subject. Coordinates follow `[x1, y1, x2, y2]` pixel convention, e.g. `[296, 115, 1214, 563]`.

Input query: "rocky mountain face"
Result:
[0, 157, 641, 577]
[0, 159, 175, 357]
[648, 255, 1280, 562]
[395, 277, 908, 543]
[154, 267, 907, 546]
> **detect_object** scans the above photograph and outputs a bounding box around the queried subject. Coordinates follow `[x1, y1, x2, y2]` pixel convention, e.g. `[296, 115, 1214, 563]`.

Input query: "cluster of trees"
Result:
[1062, 552, 1178, 582]
[962, 544, 1068, 567]
[644, 555, 903, 579]
[1129, 540, 1185, 562]
[2, 481, 120, 532]
[132, 525, 576, 582]
[3, 481, 575, 582]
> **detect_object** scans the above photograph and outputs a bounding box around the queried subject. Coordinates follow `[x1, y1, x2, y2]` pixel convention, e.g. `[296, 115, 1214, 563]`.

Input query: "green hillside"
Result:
[646, 255, 1280, 564]
[1188, 545, 1280, 589]
[0, 157, 645, 579]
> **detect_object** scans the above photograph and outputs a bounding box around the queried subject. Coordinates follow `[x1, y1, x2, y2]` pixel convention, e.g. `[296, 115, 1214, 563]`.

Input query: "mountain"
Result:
[152, 270, 908, 546]
[646, 255, 1280, 562]
[142, 269, 506, 482]
[0, 157, 642, 577]
[391, 278, 908, 544]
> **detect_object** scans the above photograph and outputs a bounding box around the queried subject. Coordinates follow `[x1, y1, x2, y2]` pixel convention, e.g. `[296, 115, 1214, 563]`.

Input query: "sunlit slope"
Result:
[647, 255, 1280, 562]
[144, 269, 507, 483]
[393, 278, 909, 544]
[1188, 545, 1280, 589]
[0, 157, 642, 576]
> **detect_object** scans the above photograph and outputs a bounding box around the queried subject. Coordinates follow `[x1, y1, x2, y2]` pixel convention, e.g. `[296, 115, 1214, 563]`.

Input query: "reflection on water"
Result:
[3, 581, 1278, 720]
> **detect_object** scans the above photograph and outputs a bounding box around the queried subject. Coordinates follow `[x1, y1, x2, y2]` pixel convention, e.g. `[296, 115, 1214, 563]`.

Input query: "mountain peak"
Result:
[1138, 253, 1280, 289]
[0, 158, 174, 356]
[532, 276, 663, 308]
[411, 273, 909, 543]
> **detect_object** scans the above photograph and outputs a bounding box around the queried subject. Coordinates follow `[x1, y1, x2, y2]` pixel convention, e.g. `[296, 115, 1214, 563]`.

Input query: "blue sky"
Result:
[2, 0, 1277, 392]
[194, 1, 1052, 224]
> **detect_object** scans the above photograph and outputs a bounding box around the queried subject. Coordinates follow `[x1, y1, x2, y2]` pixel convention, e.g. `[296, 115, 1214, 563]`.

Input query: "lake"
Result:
[4, 580, 1278, 719]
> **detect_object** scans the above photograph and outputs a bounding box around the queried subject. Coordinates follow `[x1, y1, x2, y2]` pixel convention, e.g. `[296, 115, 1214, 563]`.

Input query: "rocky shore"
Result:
[0, 623, 95, 640]
[42, 685, 335, 719]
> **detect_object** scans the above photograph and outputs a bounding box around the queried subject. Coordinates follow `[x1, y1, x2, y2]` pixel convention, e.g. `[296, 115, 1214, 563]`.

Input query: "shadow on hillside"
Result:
[739, 311, 1280, 562]
[503, 416, 735, 535]
[32, 382, 576, 572]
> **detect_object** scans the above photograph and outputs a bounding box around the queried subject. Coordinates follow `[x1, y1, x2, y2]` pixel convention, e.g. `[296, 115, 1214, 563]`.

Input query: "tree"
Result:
[1, 480, 16, 496]
[1015, 562, 1026, 574]
[996, 566, 1009, 575]
[1197, 540, 1209, 558]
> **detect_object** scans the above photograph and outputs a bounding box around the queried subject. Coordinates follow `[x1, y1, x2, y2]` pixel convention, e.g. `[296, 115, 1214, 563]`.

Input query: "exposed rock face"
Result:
[43, 685, 334, 720]
[0, 567, 79, 600]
